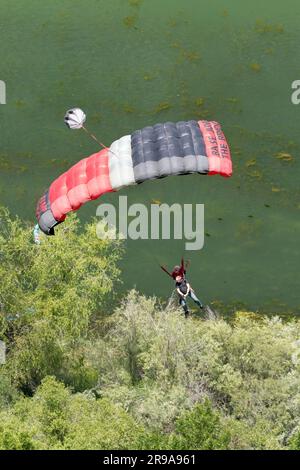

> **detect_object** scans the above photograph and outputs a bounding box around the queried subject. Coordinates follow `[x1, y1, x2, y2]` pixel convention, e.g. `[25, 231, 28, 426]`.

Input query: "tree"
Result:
[0, 207, 123, 394]
[170, 400, 230, 450]
[0, 377, 146, 450]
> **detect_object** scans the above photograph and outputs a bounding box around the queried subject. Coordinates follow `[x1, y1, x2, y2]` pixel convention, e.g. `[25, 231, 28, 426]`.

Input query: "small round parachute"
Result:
[64, 108, 86, 130]
[36, 119, 232, 235]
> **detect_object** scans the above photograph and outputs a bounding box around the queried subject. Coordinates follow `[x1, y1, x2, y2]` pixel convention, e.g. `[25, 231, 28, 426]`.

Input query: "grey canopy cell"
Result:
[131, 121, 209, 183]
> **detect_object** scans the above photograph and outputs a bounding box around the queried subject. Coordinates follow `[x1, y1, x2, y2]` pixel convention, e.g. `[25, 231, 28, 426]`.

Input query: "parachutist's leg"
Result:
[179, 297, 189, 317]
[189, 291, 204, 309]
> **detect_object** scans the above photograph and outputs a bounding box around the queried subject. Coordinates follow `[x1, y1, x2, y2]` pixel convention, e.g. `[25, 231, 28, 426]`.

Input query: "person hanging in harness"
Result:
[160, 257, 204, 318]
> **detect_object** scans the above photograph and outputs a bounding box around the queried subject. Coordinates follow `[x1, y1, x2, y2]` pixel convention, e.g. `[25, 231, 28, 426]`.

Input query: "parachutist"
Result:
[161, 258, 204, 317]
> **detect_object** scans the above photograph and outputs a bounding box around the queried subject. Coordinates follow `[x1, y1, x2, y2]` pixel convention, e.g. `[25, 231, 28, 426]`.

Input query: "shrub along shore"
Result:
[1, 207, 300, 450]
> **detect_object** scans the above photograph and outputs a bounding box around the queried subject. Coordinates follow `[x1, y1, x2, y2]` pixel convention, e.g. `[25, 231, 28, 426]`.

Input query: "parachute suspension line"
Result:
[81, 125, 118, 158]
[82, 125, 108, 151]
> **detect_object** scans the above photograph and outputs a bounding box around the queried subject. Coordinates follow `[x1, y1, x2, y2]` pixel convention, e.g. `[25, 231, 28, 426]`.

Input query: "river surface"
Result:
[1, 0, 300, 313]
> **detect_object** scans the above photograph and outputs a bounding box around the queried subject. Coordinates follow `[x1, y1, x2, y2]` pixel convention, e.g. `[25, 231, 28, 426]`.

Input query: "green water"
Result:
[1, 0, 300, 313]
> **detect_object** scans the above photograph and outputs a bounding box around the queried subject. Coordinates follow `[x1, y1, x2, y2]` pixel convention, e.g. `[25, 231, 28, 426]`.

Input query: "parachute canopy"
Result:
[64, 108, 86, 129]
[36, 119, 232, 235]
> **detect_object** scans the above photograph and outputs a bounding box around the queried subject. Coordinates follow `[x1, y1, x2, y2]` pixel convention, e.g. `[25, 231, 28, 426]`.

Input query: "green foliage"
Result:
[0, 415, 35, 450]
[289, 430, 300, 450]
[0, 208, 122, 338]
[0, 371, 19, 408]
[0, 376, 145, 450]
[223, 417, 283, 450]
[87, 291, 300, 448]
[2, 207, 300, 450]
[170, 401, 230, 450]
[0, 207, 122, 394]
[64, 395, 142, 450]
[7, 320, 98, 394]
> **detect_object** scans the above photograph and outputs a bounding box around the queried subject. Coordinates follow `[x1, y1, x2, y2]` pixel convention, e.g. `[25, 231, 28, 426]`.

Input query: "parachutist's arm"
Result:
[180, 257, 186, 277]
[160, 265, 173, 278]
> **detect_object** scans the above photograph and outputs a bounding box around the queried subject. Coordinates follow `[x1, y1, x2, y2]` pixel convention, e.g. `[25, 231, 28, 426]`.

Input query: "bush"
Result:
[169, 400, 230, 450]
